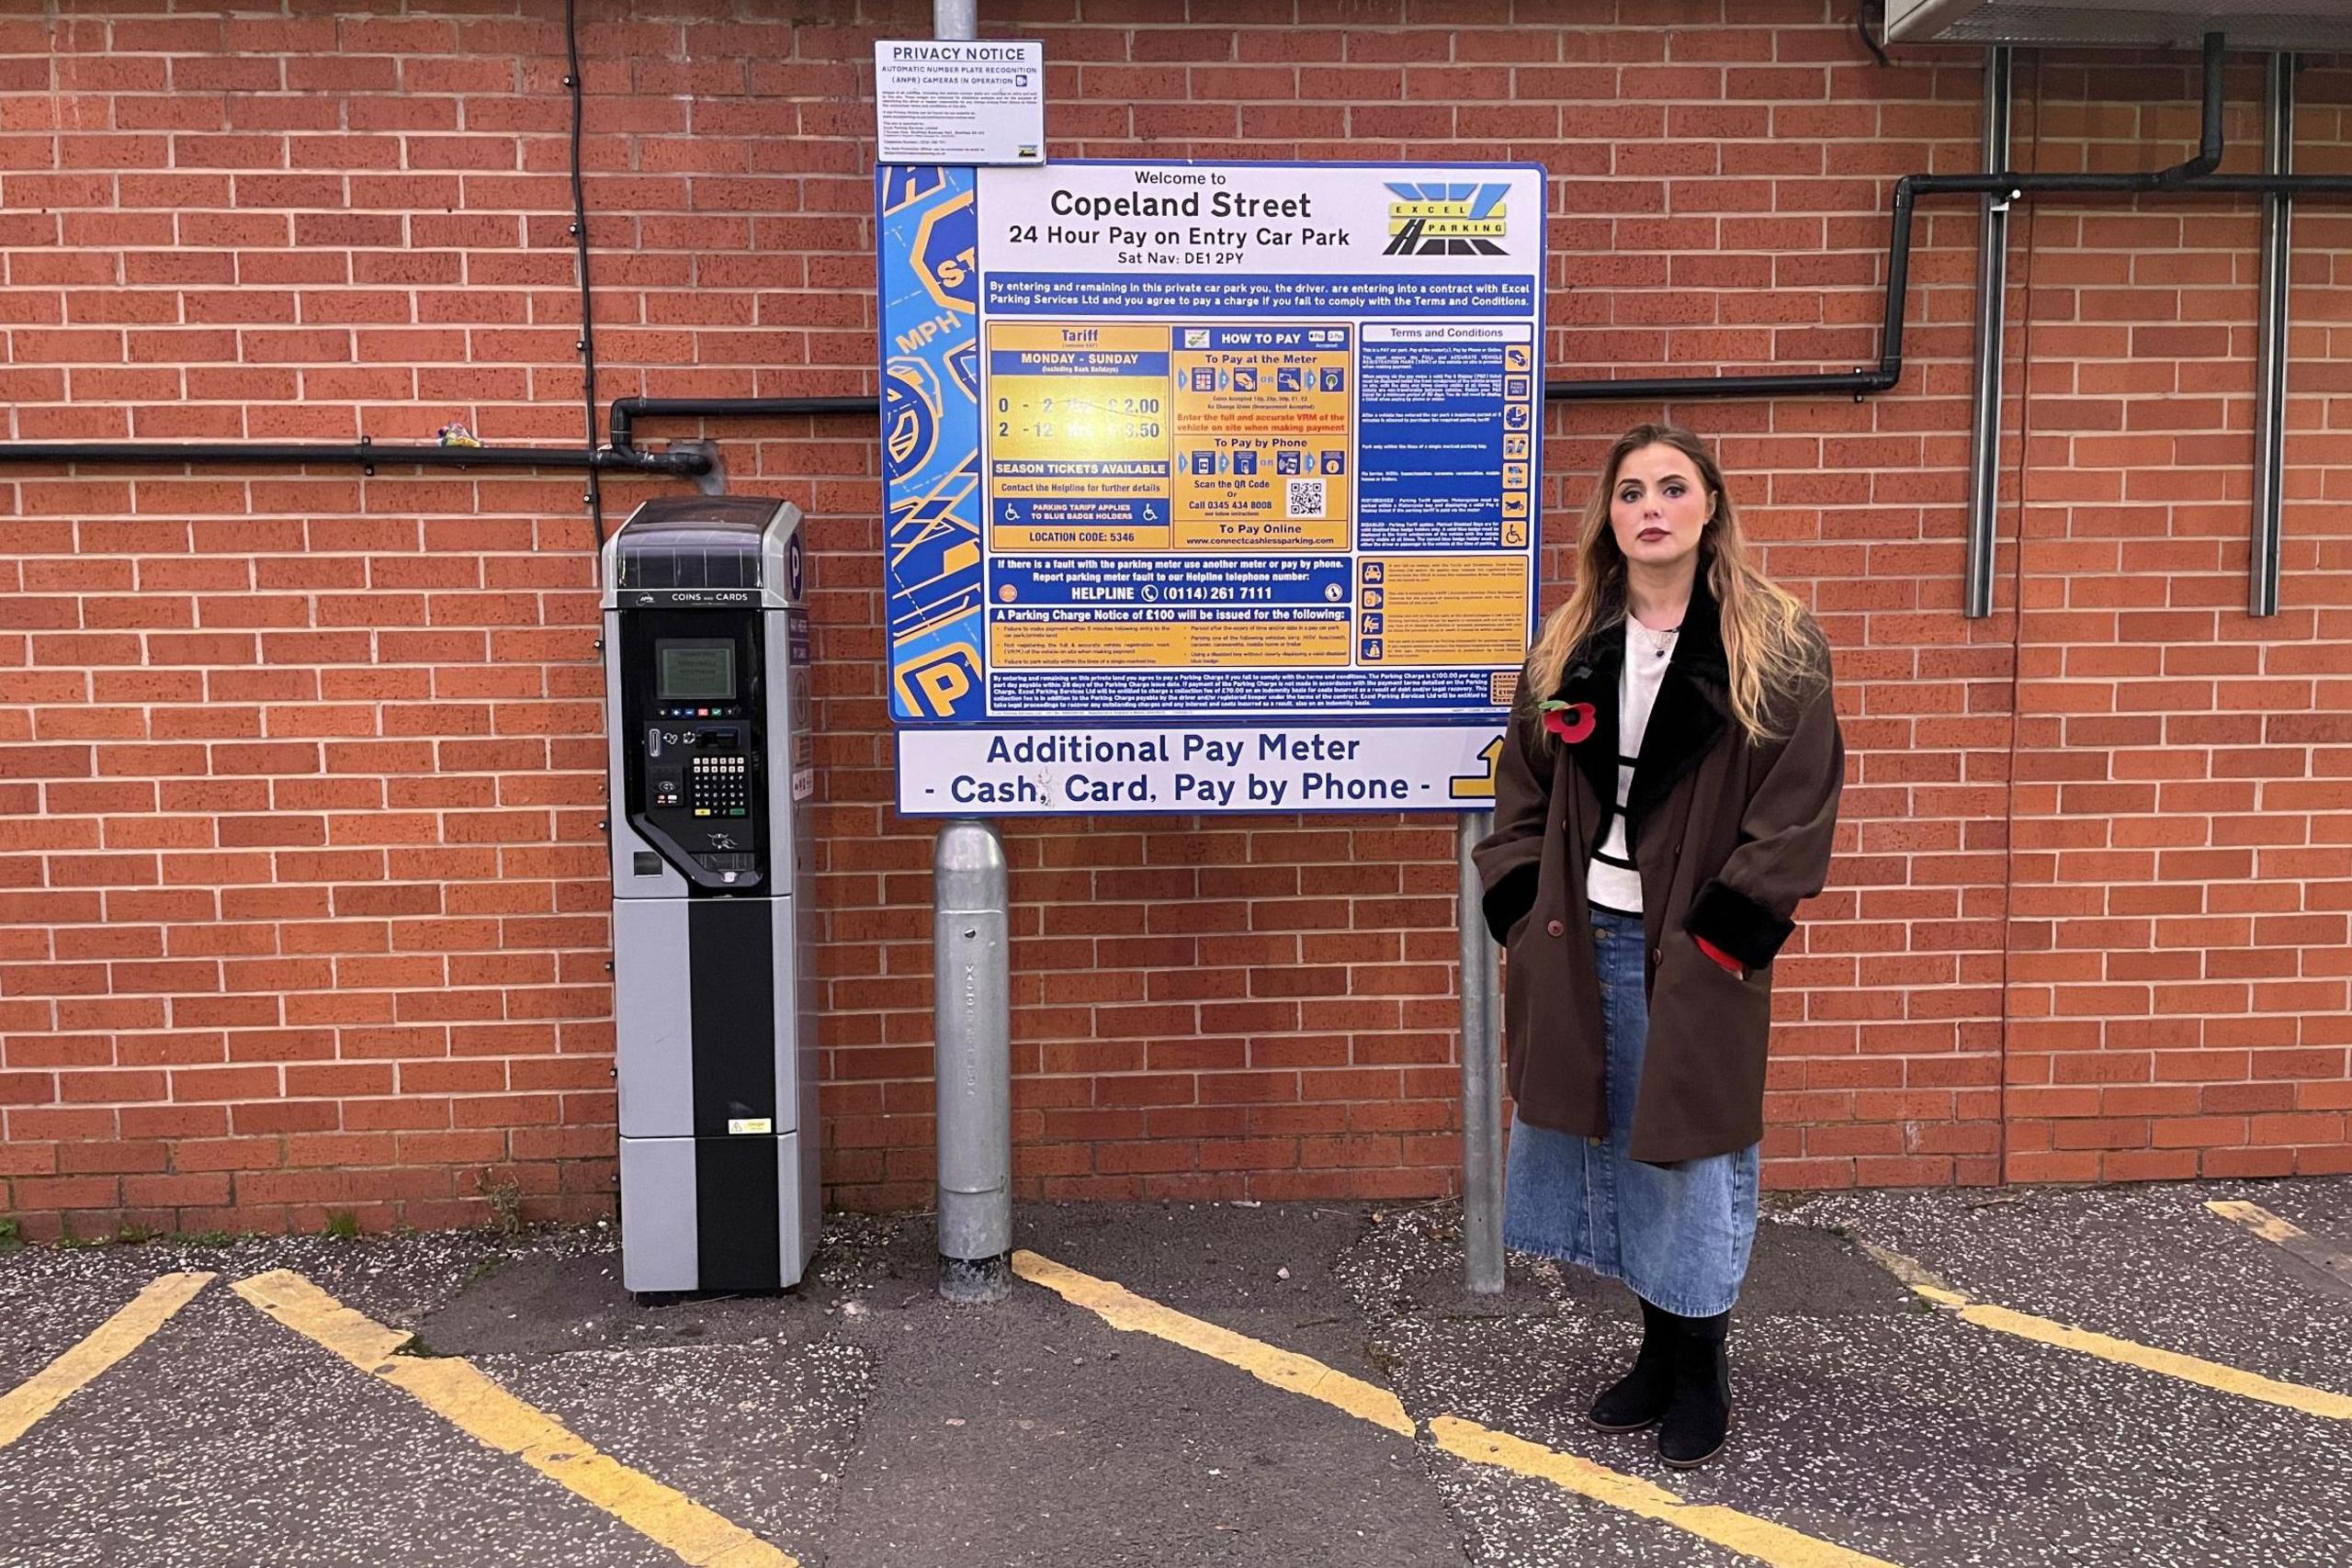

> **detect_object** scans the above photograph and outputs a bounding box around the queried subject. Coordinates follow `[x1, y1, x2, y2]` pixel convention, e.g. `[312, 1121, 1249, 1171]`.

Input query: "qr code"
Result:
[1285, 479, 1326, 519]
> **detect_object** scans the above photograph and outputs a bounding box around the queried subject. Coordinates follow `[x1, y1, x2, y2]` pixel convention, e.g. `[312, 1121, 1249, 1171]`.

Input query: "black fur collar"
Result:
[1548, 575, 1731, 848]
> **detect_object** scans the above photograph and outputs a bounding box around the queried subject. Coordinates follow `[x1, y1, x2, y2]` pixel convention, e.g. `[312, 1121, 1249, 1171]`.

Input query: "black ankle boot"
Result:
[1657, 1309, 1732, 1468]
[1588, 1299, 1676, 1432]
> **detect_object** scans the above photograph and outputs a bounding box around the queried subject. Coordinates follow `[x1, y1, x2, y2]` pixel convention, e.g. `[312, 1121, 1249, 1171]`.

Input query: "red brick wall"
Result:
[2, 2, 2346, 1236]
[2000, 62, 2352, 1182]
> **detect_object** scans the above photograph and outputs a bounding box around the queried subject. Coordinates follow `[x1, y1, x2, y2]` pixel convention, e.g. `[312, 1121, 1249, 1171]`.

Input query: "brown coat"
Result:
[1473, 581, 1844, 1164]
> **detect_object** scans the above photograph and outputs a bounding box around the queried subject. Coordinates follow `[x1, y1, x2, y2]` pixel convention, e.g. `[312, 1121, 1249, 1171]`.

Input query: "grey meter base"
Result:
[603, 496, 822, 1294]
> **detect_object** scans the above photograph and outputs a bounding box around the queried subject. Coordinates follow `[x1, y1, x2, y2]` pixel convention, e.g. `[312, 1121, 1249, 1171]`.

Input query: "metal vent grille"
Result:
[1891, 0, 2352, 49]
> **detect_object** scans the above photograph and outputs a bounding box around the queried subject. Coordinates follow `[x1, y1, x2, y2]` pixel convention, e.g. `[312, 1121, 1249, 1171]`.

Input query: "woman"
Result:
[1474, 423, 1843, 1469]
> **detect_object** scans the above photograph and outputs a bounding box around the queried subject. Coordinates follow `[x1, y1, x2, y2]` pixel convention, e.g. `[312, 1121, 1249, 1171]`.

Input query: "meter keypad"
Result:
[691, 752, 748, 817]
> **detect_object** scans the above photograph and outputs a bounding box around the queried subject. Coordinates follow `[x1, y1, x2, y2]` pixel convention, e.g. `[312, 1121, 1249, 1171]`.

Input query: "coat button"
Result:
[1651, 947, 1663, 964]
[1545, 919, 1564, 938]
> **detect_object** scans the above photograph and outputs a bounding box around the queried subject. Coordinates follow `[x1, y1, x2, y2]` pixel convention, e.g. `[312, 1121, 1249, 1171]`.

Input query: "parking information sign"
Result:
[877, 160, 1544, 817]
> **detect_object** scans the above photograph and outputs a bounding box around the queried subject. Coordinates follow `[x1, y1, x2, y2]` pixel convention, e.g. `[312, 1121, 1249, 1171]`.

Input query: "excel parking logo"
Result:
[1383, 183, 1510, 256]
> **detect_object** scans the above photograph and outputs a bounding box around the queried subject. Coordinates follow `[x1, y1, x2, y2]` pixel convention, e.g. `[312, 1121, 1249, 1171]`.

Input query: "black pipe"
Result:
[606, 394, 876, 457]
[1544, 368, 1886, 401]
[2130, 174, 2352, 193]
[2154, 31, 2228, 187]
[1548, 34, 2352, 406]
[0, 441, 712, 475]
[562, 0, 607, 540]
[1548, 177, 1922, 403]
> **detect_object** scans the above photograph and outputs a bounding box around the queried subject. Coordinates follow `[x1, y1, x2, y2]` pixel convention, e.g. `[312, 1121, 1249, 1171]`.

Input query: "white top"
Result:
[1585, 617, 1679, 915]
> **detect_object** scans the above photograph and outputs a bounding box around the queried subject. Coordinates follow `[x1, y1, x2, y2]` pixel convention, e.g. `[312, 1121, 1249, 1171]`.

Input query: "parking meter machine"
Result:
[602, 496, 820, 1294]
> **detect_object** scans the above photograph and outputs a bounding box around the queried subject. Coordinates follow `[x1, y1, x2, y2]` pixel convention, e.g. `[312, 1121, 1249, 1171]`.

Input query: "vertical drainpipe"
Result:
[1963, 46, 2015, 621]
[2249, 54, 2295, 618]
[927, 0, 1013, 1304]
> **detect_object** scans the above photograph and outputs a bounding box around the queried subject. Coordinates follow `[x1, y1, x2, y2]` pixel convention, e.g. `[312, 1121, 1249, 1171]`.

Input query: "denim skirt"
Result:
[1502, 907, 1760, 1317]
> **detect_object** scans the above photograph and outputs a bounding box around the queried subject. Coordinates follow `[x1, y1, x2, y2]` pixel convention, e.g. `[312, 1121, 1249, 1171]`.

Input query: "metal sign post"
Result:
[921, 0, 1014, 1306]
[933, 818, 1011, 1302]
[1458, 809, 1504, 1293]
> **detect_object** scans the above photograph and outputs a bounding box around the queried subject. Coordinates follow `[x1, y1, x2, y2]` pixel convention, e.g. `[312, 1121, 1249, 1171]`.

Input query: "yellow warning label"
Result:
[1361, 556, 1532, 666]
[986, 321, 1172, 550]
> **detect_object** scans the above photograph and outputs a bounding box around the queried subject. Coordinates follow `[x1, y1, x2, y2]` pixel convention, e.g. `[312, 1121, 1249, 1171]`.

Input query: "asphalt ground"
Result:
[1, 1178, 2348, 1567]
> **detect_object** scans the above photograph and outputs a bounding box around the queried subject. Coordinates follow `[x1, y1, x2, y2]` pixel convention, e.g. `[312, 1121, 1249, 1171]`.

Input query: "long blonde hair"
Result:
[1525, 423, 1820, 744]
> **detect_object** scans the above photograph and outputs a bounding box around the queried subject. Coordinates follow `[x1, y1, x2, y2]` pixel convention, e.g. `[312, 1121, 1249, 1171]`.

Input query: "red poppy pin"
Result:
[1539, 698, 1596, 744]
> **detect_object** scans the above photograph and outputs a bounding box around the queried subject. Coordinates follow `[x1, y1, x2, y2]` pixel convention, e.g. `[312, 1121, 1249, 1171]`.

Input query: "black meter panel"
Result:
[617, 614, 766, 890]
[603, 492, 810, 898]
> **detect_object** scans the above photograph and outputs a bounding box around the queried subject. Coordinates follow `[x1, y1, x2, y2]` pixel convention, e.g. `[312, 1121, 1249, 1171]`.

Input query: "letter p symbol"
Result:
[917, 660, 970, 715]
[893, 642, 983, 721]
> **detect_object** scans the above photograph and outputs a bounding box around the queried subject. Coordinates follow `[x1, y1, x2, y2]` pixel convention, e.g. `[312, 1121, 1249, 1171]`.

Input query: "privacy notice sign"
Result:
[877, 160, 1544, 816]
[873, 40, 1045, 166]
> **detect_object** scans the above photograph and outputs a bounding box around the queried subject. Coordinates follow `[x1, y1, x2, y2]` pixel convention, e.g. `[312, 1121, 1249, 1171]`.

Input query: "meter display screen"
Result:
[658, 642, 735, 701]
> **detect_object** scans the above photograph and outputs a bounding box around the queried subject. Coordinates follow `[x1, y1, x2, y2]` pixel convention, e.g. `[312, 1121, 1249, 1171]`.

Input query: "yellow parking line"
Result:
[2207, 1200, 2352, 1294]
[231, 1269, 792, 1568]
[1430, 1417, 1898, 1568]
[2208, 1200, 2309, 1248]
[1012, 1249, 1899, 1568]
[0, 1271, 214, 1449]
[1856, 1244, 1966, 1308]
[1012, 1249, 1414, 1435]
[1865, 1242, 2352, 1422]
